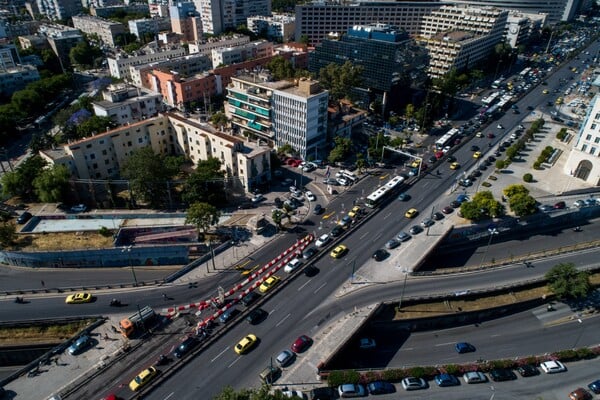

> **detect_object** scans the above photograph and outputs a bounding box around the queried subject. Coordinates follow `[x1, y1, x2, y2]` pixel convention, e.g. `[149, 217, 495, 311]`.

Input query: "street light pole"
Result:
[398, 269, 409, 310]
[479, 228, 498, 268]
[122, 245, 138, 287]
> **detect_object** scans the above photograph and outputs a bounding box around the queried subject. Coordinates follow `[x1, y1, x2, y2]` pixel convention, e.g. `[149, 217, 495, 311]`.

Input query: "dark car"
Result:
[330, 226, 344, 237]
[517, 364, 539, 377]
[455, 342, 476, 353]
[172, 336, 199, 358]
[435, 373, 460, 387]
[303, 265, 319, 277]
[409, 225, 423, 235]
[372, 249, 389, 261]
[241, 291, 260, 307]
[302, 247, 318, 260]
[397, 193, 410, 201]
[432, 212, 445, 221]
[450, 200, 461, 209]
[490, 368, 516, 381]
[313, 204, 323, 215]
[443, 205, 455, 214]
[486, 156, 496, 163]
[470, 145, 480, 152]
[246, 308, 268, 325]
[447, 155, 457, 163]
[588, 379, 600, 394]
[367, 381, 395, 395]
[219, 307, 239, 323]
[238, 202, 256, 210]
[554, 201, 566, 209]
[471, 169, 482, 177]
[309, 387, 336, 400]
[16, 211, 32, 224]
[68, 335, 93, 355]
[291, 335, 312, 353]
[527, 105, 534, 110]
[274, 197, 283, 208]
[428, 155, 438, 163]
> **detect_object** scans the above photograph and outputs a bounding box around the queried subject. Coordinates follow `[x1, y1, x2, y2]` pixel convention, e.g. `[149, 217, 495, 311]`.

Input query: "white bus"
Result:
[481, 92, 500, 105]
[365, 175, 405, 208]
[434, 128, 460, 150]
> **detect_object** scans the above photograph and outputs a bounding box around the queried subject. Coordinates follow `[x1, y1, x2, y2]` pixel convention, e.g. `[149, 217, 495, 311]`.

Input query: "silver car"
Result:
[397, 232, 411, 242]
[276, 349, 295, 367]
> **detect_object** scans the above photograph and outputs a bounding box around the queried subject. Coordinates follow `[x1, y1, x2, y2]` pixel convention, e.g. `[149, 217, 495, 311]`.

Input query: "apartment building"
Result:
[418, 5, 508, 79]
[128, 17, 170, 40]
[170, 2, 203, 43]
[0, 44, 20, 70]
[446, 0, 580, 24]
[211, 40, 273, 68]
[92, 84, 164, 125]
[195, 0, 270, 34]
[294, 1, 444, 46]
[247, 13, 295, 43]
[564, 94, 600, 185]
[272, 78, 329, 159]
[131, 52, 212, 88]
[72, 15, 126, 47]
[188, 34, 250, 56]
[33, 0, 81, 20]
[146, 69, 221, 108]
[505, 11, 546, 49]
[90, 4, 150, 18]
[41, 113, 271, 192]
[0, 64, 40, 97]
[107, 47, 187, 81]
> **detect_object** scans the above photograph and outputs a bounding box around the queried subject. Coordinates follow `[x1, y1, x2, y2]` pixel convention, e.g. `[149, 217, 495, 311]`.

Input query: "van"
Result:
[259, 365, 281, 383]
[337, 169, 358, 183]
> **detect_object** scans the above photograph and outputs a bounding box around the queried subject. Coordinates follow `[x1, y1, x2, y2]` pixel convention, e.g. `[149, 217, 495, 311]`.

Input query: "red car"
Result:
[435, 151, 444, 159]
[291, 335, 313, 353]
[487, 133, 495, 139]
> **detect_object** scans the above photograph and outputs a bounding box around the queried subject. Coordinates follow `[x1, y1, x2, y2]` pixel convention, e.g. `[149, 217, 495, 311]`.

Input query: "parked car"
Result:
[70, 204, 87, 212]
[432, 212, 445, 221]
[434, 373, 460, 387]
[442, 205, 455, 214]
[569, 388, 593, 400]
[315, 234, 331, 247]
[490, 368, 516, 381]
[401, 377, 428, 391]
[540, 360, 566, 373]
[517, 364, 539, 377]
[16, 211, 32, 224]
[68, 335, 92, 355]
[372, 249, 389, 261]
[367, 381, 395, 395]
[313, 204, 323, 215]
[284, 258, 303, 273]
[385, 238, 400, 249]
[219, 307, 239, 323]
[397, 231, 411, 242]
[303, 265, 319, 277]
[338, 384, 366, 398]
[554, 201, 566, 209]
[291, 335, 312, 353]
[421, 218, 434, 227]
[588, 379, 600, 394]
[305, 191, 316, 201]
[409, 225, 423, 235]
[463, 371, 487, 384]
[330, 226, 344, 237]
[302, 247, 317, 260]
[309, 387, 336, 400]
[359, 338, 376, 350]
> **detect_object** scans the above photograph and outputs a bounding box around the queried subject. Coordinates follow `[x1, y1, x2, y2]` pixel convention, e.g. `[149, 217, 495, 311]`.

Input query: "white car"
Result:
[281, 390, 307, 399]
[338, 384, 366, 398]
[463, 371, 487, 384]
[305, 191, 316, 201]
[540, 360, 566, 374]
[251, 194, 264, 203]
[497, 124, 504, 129]
[283, 258, 303, 273]
[442, 145, 452, 154]
[337, 177, 349, 186]
[401, 377, 427, 391]
[315, 234, 331, 248]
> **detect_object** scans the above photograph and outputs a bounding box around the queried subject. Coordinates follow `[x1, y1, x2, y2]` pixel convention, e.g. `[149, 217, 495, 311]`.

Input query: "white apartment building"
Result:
[211, 40, 273, 67]
[92, 84, 164, 125]
[40, 113, 271, 192]
[194, 0, 270, 34]
[34, 0, 82, 21]
[72, 15, 126, 47]
[272, 78, 329, 159]
[564, 94, 600, 186]
[419, 5, 508, 79]
[247, 14, 296, 43]
[107, 47, 187, 81]
[128, 17, 170, 39]
[128, 52, 212, 87]
[505, 11, 546, 49]
[188, 35, 250, 56]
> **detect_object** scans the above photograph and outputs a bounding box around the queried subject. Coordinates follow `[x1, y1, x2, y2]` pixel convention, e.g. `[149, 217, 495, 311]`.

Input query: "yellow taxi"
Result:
[234, 334, 258, 355]
[129, 366, 158, 391]
[330, 244, 348, 259]
[475, 131, 483, 138]
[450, 162, 460, 170]
[555, 97, 563, 105]
[410, 159, 421, 168]
[542, 89, 549, 94]
[65, 292, 93, 304]
[405, 208, 418, 219]
[473, 151, 482, 159]
[259, 276, 280, 293]
[348, 206, 361, 218]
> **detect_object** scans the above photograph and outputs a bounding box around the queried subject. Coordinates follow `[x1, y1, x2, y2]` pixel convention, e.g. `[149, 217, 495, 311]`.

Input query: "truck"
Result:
[119, 306, 156, 338]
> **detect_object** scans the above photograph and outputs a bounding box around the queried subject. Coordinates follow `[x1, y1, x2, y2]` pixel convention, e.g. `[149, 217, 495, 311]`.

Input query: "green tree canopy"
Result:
[266, 56, 295, 81]
[508, 192, 538, 217]
[318, 61, 363, 103]
[121, 147, 183, 208]
[76, 115, 116, 139]
[185, 202, 221, 234]
[460, 190, 504, 221]
[1, 155, 48, 201]
[0, 222, 17, 248]
[503, 184, 529, 199]
[545, 263, 591, 300]
[328, 136, 353, 164]
[33, 165, 70, 203]
[69, 41, 103, 69]
[214, 385, 294, 400]
[210, 112, 229, 129]
[182, 157, 226, 206]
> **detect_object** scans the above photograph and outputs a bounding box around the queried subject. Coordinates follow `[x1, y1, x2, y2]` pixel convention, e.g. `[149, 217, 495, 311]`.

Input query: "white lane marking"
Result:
[372, 232, 382, 242]
[385, 212, 392, 218]
[211, 347, 229, 362]
[228, 357, 241, 368]
[298, 279, 312, 291]
[164, 393, 175, 400]
[435, 341, 455, 347]
[314, 282, 327, 293]
[276, 313, 291, 327]
[360, 231, 370, 239]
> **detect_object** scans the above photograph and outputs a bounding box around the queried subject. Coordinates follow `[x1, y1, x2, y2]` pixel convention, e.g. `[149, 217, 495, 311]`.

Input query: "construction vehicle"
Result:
[119, 306, 156, 338]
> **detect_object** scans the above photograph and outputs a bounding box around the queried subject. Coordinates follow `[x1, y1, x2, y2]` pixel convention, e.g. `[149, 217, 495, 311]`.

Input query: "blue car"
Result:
[367, 381, 395, 395]
[456, 194, 469, 204]
[455, 342, 476, 353]
[435, 373, 460, 387]
[68, 335, 92, 355]
[589, 379, 600, 394]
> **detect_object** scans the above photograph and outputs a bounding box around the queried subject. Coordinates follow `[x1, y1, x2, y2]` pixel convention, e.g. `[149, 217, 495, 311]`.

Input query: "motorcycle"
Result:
[109, 298, 121, 307]
[14, 296, 24, 304]
[573, 226, 582, 232]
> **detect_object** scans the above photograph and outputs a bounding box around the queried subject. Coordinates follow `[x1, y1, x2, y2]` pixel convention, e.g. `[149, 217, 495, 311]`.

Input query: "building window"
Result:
[595, 137, 600, 144]
[592, 123, 597, 130]
[591, 147, 597, 155]
[582, 144, 587, 151]
[586, 134, 592, 140]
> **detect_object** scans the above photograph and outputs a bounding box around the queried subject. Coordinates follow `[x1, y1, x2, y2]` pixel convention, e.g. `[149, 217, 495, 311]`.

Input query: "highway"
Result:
[3, 38, 599, 400]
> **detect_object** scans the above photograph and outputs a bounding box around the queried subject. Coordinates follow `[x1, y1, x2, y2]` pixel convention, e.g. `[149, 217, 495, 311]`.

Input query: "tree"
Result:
[1, 155, 48, 201]
[460, 191, 504, 221]
[76, 115, 116, 138]
[69, 41, 102, 69]
[121, 147, 182, 208]
[277, 143, 297, 157]
[33, 165, 70, 203]
[186, 202, 221, 235]
[503, 184, 529, 199]
[318, 61, 363, 103]
[404, 104, 415, 121]
[545, 263, 591, 300]
[210, 112, 229, 129]
[356, 153, 366, 173]
[271, 209, 283, 229]
[0, 222, 16, 248]
[266, 56, 295, 81]
[182, 158, 226, 206]
[328, 136, 353, 164]
[495, 159, 507, 171]
[508, 192, 537, 217]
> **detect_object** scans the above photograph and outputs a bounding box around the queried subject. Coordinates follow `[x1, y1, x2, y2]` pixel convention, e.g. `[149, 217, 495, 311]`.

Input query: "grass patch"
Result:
[0, 320, 95, 345]
[16, 232, 115, 251]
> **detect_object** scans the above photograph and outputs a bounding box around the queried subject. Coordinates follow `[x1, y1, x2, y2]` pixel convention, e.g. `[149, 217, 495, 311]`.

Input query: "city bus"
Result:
[365, 175, 405, 208]
[434, 128, 460, 150]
